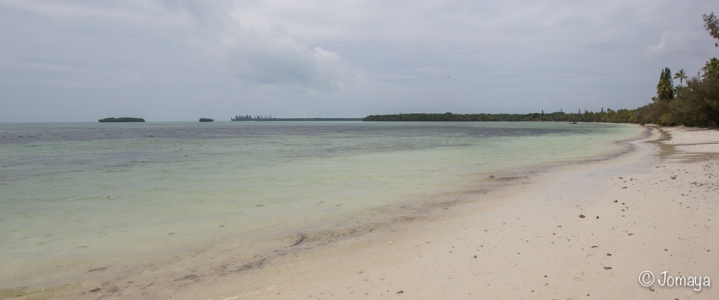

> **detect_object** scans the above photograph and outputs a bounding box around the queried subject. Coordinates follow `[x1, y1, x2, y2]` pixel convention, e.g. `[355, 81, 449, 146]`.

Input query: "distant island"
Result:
[232, 115, 275, 121]
[232, 115, 361, 121]
[199, 118, 214, 122]
[98, 117, 145, 123]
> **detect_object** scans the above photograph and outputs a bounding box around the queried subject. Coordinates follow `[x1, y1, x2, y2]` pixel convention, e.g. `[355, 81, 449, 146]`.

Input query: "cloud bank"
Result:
[0, 0, 716, 121]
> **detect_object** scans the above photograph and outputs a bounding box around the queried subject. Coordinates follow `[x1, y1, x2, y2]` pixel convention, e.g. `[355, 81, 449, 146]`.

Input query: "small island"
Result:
[98, 117, 145, 123]
[199, 118, 214, 122]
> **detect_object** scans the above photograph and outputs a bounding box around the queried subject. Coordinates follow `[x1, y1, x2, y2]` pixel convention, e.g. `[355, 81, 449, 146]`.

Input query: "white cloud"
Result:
[0, 0, 346, 91]
[223, 32, 345, 91]
[645, 30, 714, 58]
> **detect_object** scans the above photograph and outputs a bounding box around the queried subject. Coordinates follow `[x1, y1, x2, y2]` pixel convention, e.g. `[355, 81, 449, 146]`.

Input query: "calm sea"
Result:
[0, 121, 644, 290]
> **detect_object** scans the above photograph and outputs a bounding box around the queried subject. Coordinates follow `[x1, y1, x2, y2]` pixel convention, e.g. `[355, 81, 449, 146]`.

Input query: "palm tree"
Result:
[702, 57, 719, 78]
[673, 69, 688, 87]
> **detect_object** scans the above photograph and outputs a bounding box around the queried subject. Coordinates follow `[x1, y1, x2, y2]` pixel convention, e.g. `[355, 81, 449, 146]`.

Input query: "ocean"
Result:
[0, 121, 645, 292]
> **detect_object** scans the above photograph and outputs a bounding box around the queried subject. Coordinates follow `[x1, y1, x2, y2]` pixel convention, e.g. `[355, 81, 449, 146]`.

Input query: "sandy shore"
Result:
[213, 126, 717, 300]
[8, 126, 718, 299]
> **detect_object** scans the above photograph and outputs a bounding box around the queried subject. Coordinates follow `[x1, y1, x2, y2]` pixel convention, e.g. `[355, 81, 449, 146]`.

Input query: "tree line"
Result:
[365, 13, 719, 128]
[364, 109, 636, 123]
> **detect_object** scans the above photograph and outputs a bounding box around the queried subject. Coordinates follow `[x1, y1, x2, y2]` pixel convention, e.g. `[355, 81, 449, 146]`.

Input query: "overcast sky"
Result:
[0, 0, 717, 122]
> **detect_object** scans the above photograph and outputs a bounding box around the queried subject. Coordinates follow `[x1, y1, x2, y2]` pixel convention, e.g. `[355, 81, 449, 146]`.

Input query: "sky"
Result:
[0, 0, 717, 122]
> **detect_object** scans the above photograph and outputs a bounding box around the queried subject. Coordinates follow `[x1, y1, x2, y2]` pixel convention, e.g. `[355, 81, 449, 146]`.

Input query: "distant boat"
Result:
[199, 118, 214, 122]
[98, 117, 145, 123]
[570, 121, 578, 124]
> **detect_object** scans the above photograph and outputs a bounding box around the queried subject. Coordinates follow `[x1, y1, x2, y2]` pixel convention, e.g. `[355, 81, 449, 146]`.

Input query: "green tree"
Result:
[674, 69, 688, 87]
[669, 71, 719, 127]
[703, 12, 719, 47]
[702, 58, 719, 78]
[654, 67, 675, 101]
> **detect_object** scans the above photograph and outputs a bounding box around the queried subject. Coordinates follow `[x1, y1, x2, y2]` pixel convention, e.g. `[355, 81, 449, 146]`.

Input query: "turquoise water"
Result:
[0, 121, 644, 289]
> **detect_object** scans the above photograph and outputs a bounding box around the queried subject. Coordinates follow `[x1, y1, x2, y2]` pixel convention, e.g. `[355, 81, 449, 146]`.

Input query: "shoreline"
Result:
[0, 124, 642, 292]
[217, 126, 718, 299]
[5, 125, 718, 299]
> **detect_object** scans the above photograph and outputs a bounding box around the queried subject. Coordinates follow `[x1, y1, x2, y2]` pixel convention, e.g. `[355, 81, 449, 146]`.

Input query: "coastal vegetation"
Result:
[365, 13, 719, 128]
[364, 110, 635, 123]
[98, 117, 145, 122]
[632, 12, 719, 127]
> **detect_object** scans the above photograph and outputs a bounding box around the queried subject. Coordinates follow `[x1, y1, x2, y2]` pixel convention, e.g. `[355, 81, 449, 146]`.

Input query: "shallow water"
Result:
[0, 121, 644, 289]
